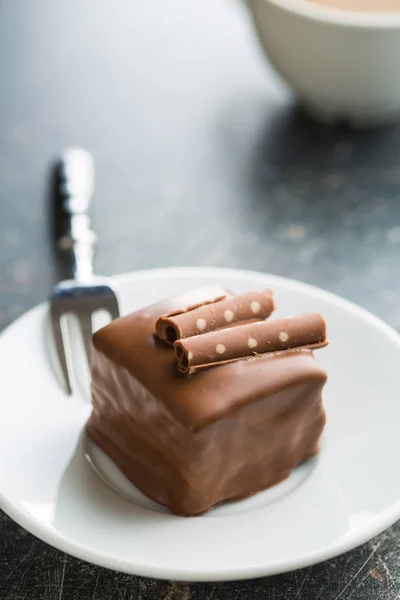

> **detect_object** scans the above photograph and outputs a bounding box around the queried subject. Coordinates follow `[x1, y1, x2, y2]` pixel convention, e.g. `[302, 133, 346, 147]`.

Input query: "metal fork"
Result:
[50, 147, 120, 394]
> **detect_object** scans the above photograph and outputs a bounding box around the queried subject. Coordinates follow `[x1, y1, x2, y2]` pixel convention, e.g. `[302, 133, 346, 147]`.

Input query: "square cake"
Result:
[87, 286, 327, 516]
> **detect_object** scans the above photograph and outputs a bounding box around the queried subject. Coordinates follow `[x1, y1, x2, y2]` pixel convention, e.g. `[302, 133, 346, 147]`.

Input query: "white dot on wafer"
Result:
[279, 331, 289, 342]
[247, 337, 258, 348]
[188, 351, 193, 360]
[216, 344, 226, 354]
[224, 309, 234, 323]
[251, 301, 261, 314]
[196, 318, 207, 332]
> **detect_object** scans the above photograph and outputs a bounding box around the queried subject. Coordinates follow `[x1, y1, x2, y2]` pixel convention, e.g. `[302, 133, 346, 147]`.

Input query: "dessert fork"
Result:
[50, 147, 120, 394]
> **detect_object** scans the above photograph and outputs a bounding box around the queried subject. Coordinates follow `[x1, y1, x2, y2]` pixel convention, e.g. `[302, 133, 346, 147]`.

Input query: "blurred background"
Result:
[2, 0, 400, 333]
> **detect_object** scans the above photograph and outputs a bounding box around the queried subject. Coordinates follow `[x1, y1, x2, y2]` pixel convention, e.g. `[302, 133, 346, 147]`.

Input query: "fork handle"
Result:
[57, 148, 96, 281]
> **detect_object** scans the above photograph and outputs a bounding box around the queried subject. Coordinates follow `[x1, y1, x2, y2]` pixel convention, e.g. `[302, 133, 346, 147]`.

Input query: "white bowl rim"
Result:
[254, 0, 400, 28]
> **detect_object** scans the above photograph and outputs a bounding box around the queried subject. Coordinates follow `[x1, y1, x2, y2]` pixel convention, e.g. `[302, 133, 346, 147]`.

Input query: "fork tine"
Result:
[50, 311, 72, 395]
[107, 296, 120, 321]
[79, 311, 93, 367]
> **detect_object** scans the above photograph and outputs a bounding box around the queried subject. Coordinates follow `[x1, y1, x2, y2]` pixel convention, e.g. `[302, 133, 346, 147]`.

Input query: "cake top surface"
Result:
[92, 286, 327, 430]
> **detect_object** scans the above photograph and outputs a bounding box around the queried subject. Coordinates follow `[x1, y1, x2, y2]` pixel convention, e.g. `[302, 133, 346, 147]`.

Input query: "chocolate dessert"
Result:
[87, 286, 328, 516]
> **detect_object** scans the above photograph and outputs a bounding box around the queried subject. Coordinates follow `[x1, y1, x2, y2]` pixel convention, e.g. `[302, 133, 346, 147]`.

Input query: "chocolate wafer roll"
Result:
[175, 313, 327, 374]
[155, 290, 275, 345]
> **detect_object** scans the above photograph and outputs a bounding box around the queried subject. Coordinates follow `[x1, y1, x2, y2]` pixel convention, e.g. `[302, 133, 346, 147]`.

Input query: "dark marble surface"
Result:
[1, 0, 400, 598]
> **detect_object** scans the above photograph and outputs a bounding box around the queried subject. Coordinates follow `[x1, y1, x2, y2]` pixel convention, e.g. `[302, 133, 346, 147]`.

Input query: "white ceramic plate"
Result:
[1, 267, 400, 582]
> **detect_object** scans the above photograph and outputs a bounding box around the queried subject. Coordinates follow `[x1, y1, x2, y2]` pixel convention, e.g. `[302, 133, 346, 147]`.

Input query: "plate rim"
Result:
[1, 265, 400, 582]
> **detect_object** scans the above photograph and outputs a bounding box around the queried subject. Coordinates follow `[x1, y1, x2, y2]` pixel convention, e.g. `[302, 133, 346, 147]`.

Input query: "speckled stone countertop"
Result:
[1, 0, 400, 598]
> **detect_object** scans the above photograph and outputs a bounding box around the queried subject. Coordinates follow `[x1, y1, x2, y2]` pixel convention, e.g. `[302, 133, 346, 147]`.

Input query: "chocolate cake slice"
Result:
[87, 286, 327, 516]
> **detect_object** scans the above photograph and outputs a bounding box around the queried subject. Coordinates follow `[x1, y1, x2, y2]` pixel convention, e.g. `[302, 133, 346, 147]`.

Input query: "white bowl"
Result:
[244, 0, 400, 125]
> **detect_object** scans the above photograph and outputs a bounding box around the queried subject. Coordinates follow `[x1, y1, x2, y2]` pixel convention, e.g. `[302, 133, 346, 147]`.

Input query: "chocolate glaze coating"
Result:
[87, 286, 328, 516]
